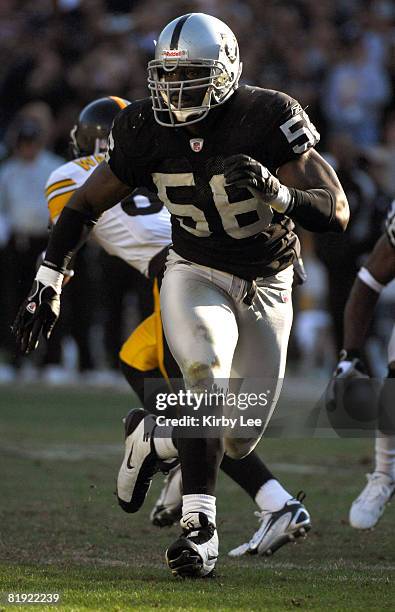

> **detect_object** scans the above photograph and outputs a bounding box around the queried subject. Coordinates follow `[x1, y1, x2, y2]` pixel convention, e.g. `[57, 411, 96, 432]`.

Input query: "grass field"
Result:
[0, 384, 394, 611]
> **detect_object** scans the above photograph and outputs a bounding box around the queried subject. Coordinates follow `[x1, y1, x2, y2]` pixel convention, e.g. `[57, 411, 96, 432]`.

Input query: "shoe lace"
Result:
[359, 474, 392, 502]
[254, 509, 270, 522]
[254, 490, 306, 523]
[249, 510, 272, 547]
[252, 503, 283, 538]
[183, 522, 216, 543]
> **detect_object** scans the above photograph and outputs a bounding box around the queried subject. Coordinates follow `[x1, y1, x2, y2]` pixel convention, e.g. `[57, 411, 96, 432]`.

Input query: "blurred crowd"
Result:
[0, 0, 394, 384]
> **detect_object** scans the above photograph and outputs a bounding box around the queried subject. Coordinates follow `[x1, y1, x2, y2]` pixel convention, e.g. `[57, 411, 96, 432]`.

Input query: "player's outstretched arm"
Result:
[45, 161, 132, 271]
[13, 162, 132, 354]
[67, 161, 131, 217]
[325, 232, 395, 408]
[343, 234, 395, 354]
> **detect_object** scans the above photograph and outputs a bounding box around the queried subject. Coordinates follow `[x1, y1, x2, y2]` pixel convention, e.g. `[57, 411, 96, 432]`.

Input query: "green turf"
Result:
[0, 386, 394, 611]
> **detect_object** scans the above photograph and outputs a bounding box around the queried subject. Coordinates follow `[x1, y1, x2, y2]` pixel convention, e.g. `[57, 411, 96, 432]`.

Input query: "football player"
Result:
[13, 13, 349, 577]
[44, 95, 312, 558]
[46, 95, 171, 279]
[331, 202, 395, 529]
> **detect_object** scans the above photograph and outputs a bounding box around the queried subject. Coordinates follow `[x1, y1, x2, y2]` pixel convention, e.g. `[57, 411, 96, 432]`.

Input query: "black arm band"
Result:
[44, 207, 96, 273]
[286, 187, 336, 232]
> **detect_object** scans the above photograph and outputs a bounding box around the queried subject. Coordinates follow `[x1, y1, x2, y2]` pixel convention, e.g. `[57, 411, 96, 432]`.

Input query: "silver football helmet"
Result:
[148, 13, 242, 127]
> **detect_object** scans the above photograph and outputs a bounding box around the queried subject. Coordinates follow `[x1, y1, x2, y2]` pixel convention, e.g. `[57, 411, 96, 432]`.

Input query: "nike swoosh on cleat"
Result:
[207, 555, 218, 560]
[126, 445, 134, 470]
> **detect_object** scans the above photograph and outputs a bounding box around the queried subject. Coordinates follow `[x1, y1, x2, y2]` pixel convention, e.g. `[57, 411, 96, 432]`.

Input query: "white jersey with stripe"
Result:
[45, 154, 171, 277]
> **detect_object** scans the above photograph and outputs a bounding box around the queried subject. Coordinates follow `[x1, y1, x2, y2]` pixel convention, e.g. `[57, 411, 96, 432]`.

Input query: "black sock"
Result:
[220, 452, 274, 500]
[119, 360, 171, 415]
[177, 437, 223, 495]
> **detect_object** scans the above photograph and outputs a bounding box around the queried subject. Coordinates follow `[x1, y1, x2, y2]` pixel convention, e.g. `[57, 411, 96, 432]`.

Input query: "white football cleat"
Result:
[166, 512, 218, 578]
[150, 463, 183, 527]
[349, 472, 395, 530]
[117, 409, 160, 513]
[228, 492, 311, 557]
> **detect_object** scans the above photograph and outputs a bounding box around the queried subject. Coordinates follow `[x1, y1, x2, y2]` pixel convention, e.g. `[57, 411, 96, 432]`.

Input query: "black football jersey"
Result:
[106, 85, 319, 280]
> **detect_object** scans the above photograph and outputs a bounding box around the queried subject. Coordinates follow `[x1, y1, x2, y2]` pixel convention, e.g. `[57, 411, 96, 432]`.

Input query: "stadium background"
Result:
[0, 2, 394, 610]
[0, 0, 394, 382]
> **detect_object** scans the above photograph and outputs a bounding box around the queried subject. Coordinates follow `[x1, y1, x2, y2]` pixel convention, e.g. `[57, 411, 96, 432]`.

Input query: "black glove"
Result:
[224, 154, 290, 212]
[13, 280, 61, 354]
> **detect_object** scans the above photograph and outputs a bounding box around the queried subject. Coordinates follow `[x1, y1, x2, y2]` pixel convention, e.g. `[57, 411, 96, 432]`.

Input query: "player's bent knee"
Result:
[224, 437, 259, 460]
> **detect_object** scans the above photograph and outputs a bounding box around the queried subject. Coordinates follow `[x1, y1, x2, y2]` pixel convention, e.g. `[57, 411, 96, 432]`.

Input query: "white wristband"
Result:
[272, 184, 292, 213]
[35, 265, 64, 294]
[358, 267, 385, 294]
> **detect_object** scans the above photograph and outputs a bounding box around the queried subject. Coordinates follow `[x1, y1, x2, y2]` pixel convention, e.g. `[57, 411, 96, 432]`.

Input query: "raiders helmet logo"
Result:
[190, 138, 204, 153]
[221, 33, 238, 63]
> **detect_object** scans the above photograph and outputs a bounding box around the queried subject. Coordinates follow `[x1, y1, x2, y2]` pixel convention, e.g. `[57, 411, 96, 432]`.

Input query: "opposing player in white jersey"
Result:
[331, 202, 395, 529]
[46, 96, 171, 277]
[44, 95, 311, 558]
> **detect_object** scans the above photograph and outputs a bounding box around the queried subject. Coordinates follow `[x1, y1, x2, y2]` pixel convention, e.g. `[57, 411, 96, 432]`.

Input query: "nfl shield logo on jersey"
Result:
[190, 138, 204, 153]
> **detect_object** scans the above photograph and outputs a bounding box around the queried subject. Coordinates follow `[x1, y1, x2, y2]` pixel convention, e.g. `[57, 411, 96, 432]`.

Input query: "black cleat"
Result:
[166, 512, 218, 578]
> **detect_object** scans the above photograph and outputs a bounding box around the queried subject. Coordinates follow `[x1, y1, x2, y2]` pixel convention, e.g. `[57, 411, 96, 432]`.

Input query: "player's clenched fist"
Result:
[224, 154, 291, 213]
[13, 276, 61, 355]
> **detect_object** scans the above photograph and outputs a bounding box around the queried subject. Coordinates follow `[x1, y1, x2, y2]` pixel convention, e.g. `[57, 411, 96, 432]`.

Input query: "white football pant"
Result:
[160, 249, 294, 459]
